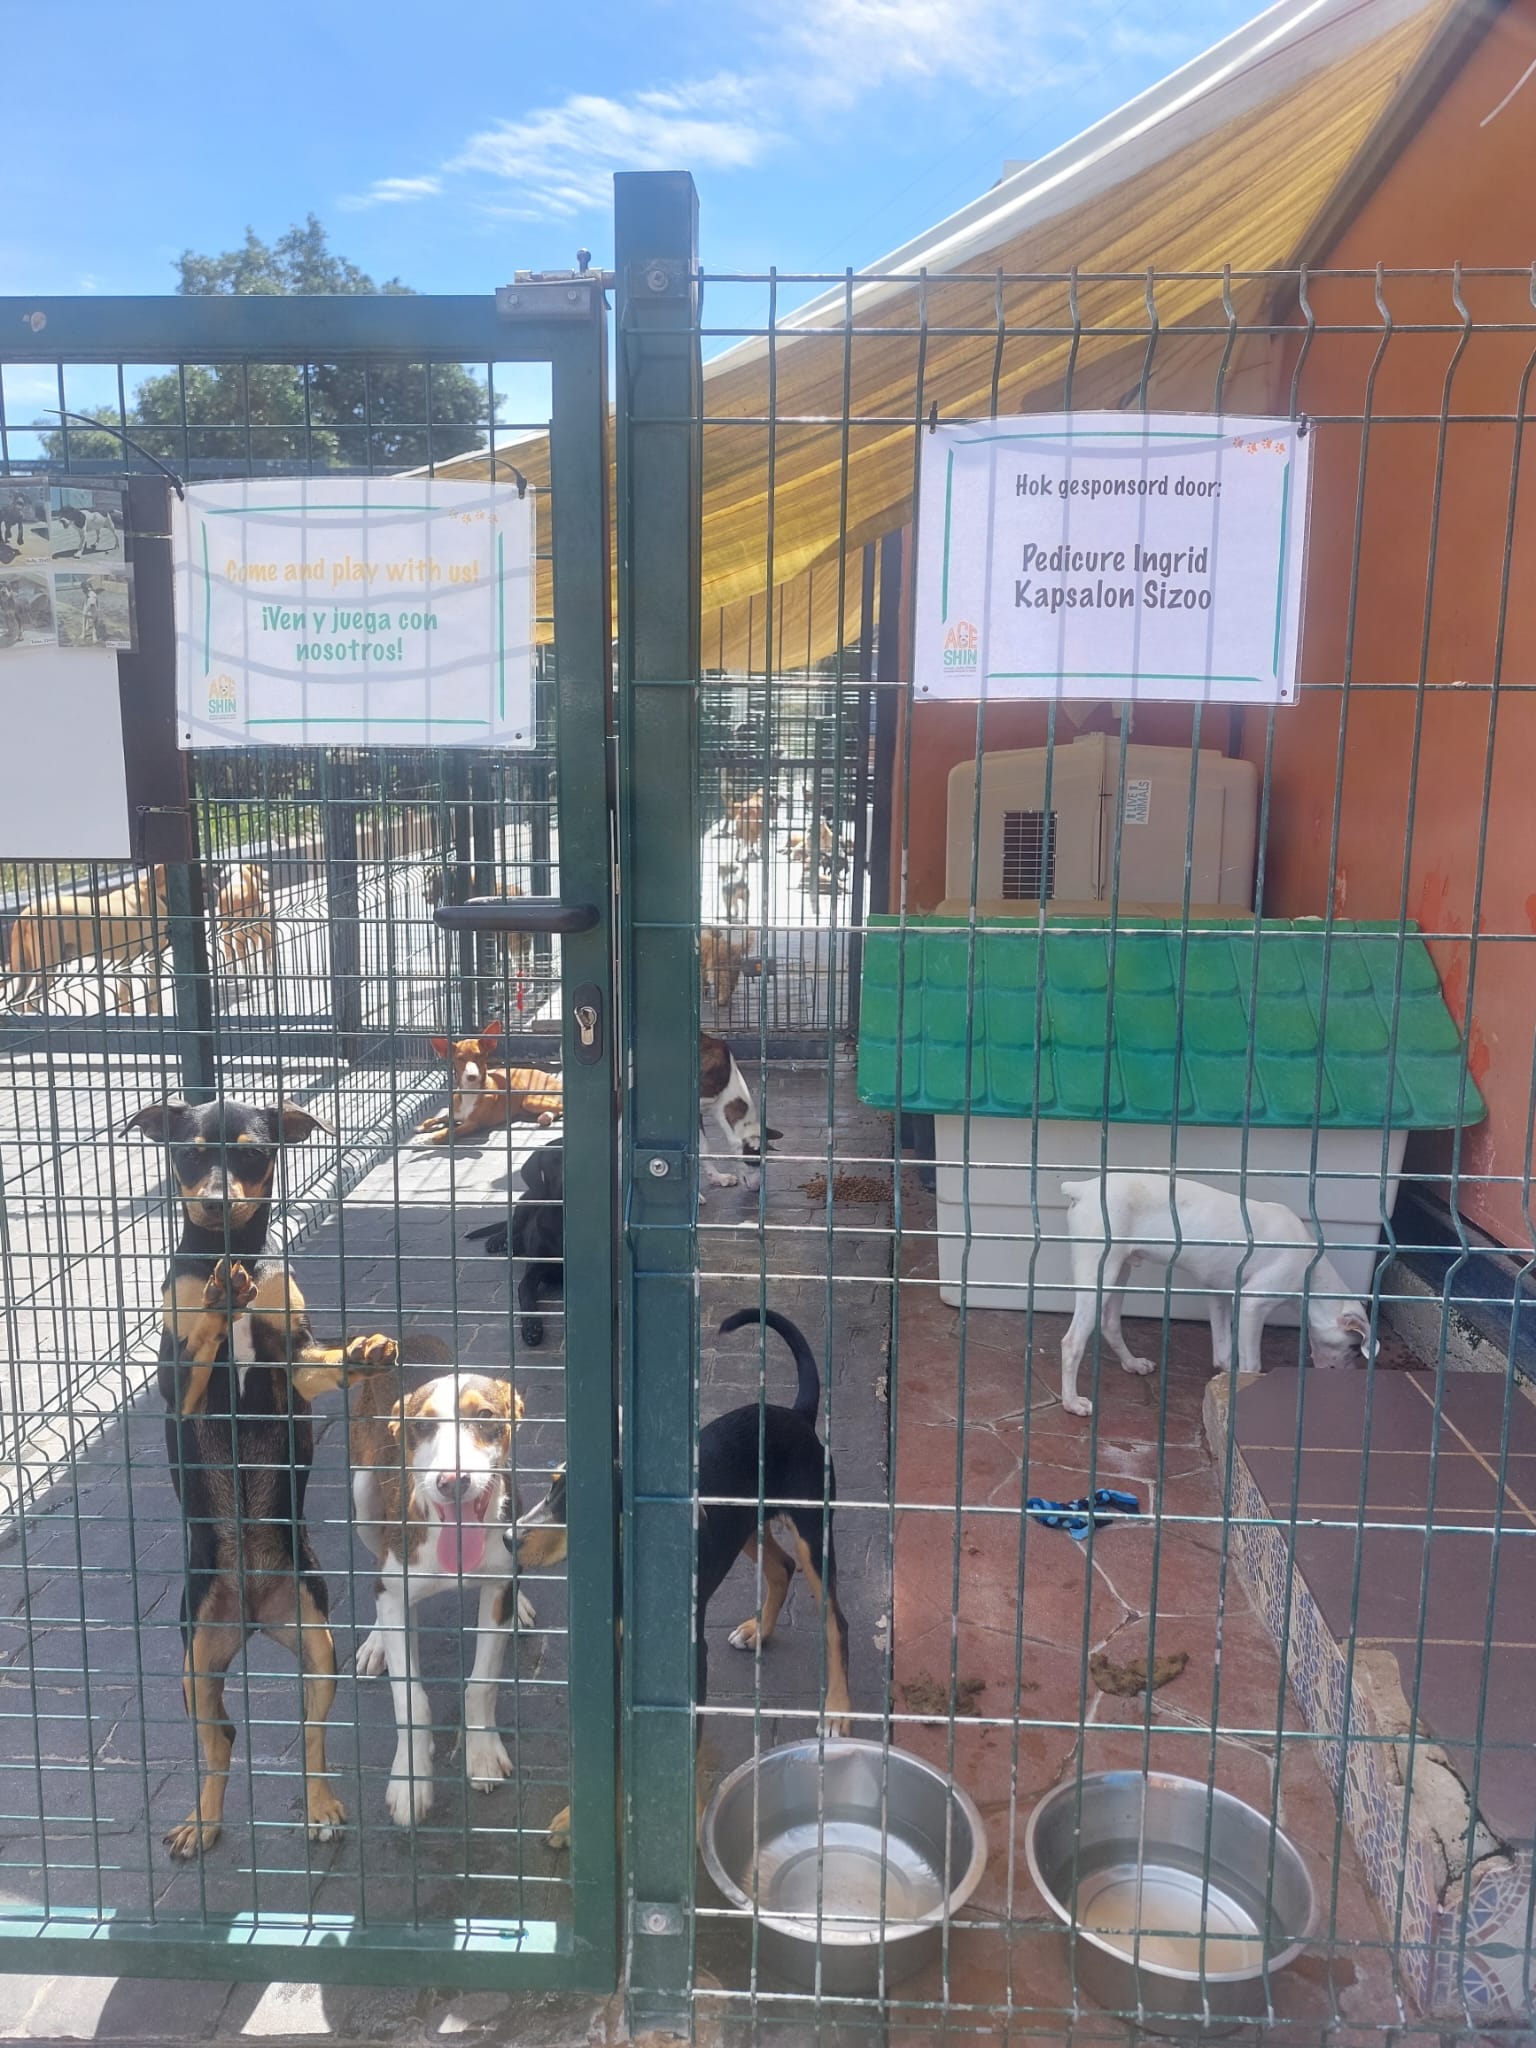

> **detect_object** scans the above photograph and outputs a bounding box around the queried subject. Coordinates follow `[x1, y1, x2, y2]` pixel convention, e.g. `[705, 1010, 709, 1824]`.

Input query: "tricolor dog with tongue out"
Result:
[348, 1367, 530, 1827]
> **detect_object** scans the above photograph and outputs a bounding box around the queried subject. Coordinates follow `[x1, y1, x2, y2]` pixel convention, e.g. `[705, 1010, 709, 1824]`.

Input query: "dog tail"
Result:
[464, 1223, 503, 1243]
[717, 1307, 821, 1426]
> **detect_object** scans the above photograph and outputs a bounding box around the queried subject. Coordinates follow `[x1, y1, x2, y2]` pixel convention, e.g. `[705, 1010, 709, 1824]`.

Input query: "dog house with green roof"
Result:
[857, 914, 1483, 1319]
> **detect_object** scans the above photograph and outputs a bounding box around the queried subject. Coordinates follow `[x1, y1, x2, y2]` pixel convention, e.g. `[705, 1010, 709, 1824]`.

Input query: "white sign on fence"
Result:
[173, 478, 536, 748]
[914, 413, 1311, 707]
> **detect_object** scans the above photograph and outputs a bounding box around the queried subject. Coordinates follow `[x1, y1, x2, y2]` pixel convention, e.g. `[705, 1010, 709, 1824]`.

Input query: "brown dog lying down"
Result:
[349, 1366, 529, 1826]
[415, 1019, 562, 1145]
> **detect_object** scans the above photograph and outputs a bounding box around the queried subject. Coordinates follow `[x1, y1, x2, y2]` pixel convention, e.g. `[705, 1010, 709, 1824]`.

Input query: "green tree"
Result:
[50, 218, 491, 473]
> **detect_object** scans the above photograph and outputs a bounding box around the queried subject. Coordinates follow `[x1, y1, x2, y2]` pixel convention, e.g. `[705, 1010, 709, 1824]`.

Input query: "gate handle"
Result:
[434, 896, 600, 936]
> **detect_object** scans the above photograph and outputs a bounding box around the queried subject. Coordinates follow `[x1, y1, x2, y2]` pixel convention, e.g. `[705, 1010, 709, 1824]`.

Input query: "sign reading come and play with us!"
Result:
[173, 479, 536, 748]
[914, 413, 1312, 707]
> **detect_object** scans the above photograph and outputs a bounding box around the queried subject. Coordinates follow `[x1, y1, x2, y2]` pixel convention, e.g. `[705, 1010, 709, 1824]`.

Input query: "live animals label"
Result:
[914, 413, 1311, 707]
[173, 479, 535, 748]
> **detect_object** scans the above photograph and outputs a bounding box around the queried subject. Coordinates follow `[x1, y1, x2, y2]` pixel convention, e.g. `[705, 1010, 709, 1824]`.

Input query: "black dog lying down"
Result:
[466, 1139, 563, 1345]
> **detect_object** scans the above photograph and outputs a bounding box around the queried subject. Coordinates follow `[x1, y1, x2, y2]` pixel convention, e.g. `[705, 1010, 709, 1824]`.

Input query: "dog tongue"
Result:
[436, 1497, 488, 1575]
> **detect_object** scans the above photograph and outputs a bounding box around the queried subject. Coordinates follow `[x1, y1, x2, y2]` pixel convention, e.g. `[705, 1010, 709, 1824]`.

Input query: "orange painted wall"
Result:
[1251, 5, 1536, 1252]
[887, 6, 1536, 1249]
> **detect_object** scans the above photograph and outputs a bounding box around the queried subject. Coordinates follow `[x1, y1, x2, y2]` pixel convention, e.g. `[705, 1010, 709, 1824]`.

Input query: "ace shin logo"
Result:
[207, 673, 237, 720]
[943, 620, 979, 672]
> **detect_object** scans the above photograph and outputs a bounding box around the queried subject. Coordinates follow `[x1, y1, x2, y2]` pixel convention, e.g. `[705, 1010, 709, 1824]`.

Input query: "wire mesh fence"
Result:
[0, 321, 599, 1982]
[671, 264, 1536, 2042]
[699, 678, 872, 1040]
[1, 250, 1534, 2038]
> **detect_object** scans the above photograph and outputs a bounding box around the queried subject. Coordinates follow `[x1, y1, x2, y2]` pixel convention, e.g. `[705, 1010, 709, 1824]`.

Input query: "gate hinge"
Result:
[497, 277, 606, 320]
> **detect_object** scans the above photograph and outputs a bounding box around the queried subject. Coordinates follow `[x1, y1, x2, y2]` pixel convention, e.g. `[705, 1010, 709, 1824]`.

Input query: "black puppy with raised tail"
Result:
[466, 1139, 563, 1346]
[126, 1097, 408, 1861]
[512, 1305, 851, 1850]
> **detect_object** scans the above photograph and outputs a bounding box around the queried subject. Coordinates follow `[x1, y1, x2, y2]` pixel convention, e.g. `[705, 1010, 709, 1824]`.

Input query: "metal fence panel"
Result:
[0, 288, 618, 1988]
[641, 252, 1536, 2043]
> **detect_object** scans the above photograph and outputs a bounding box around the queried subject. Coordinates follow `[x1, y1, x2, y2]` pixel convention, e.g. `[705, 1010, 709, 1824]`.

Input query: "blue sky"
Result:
[3, 0, 1259, 296]
[4, 0, 1255, 433]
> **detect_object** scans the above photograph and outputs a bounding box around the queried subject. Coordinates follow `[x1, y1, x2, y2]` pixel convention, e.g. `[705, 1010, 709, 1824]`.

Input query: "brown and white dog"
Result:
[350, 1369, 530, 1826]
[700, 1031, 780, 1193]
[415, 1020, 562, 1146]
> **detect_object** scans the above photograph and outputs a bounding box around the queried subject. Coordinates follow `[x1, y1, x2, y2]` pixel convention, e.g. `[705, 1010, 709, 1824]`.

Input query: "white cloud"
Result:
[342, 0, 1224, 225]
[340, 173, 444, 211]
[779, 0, 1018, 96]
[444, 75, 774, 221]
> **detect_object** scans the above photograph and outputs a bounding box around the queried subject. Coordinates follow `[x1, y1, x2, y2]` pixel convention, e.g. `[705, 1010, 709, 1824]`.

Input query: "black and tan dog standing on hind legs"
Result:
[126, 1096, 410, 1861]
[512, 1305, 852, 1851]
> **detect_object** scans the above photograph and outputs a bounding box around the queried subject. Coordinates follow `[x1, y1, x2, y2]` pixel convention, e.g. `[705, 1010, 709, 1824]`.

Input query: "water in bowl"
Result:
[1076, 1859, 1267, 1974]
[754, 1818, 947, 1932]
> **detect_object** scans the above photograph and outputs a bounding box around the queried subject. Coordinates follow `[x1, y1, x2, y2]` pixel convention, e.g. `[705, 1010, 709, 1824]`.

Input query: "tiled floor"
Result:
[883, 1190, 1409, 2040]
[1234, 1369, 1536, 1851]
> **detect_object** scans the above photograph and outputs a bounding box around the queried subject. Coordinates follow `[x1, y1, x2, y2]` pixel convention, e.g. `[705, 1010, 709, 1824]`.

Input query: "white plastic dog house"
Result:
[857, 915, 1480, 1321]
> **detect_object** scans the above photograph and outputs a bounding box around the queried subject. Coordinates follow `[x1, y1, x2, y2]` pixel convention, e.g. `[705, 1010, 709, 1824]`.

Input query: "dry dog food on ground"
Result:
[899, 1673, 986, 1721]
[802, 1171, 890, 1205]
[1088, 1648, 1189, 1697]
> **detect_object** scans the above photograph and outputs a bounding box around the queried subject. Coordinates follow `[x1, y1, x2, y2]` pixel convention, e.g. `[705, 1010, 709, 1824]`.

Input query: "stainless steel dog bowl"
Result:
[699, 1738, 988, 1993]
[1025, 1771, 1315, 2037]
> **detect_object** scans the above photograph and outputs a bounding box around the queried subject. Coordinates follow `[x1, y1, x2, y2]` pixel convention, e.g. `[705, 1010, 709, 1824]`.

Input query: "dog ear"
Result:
[122, 1099, 192, 1142]
[479, 1019, 504, 1046]
[430, 1037, 449, 1059]
[764, 1126, 784, 1144]
[275, 1101, 333, 1143]
[486, 1380, 523, 1422]
[1339, 1307, 1373, 1348]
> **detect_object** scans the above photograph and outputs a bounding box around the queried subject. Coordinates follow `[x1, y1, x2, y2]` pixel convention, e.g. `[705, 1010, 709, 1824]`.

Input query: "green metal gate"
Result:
[0, 279, 618, 1987]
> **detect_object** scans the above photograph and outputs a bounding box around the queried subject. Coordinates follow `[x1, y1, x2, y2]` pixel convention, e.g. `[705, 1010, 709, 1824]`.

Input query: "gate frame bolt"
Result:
[647, 1155, 670, 1179]
[645, 265, 670, 294]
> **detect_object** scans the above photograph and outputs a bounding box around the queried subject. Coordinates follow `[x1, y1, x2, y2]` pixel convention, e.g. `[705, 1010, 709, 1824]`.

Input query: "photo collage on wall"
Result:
[0, 483, 136, 653]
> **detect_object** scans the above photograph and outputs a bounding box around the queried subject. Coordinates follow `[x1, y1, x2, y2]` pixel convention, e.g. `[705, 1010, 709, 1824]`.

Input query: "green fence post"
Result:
[546, 280, 623, 1988]
[615, 169, 701, 2034]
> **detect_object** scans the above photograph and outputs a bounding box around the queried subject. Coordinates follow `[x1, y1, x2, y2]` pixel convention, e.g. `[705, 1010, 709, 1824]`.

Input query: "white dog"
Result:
[699, 1030, 779, 1194]
[350, 1370, 532, 1826]
[1058, 1172, 1375, 1417]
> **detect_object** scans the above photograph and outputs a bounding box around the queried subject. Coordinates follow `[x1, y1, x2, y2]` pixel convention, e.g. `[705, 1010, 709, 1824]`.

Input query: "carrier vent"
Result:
[1001, 809, 1056, 900]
